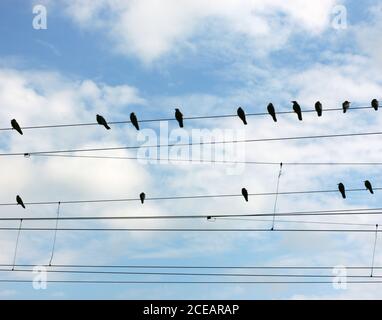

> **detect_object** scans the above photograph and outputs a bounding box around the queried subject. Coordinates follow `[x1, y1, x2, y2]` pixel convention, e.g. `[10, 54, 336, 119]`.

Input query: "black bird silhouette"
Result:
[16, 195, 25, 209]
[130, 112, 139, 130]
[241, 188, 248, 202]
[315, 101, 322, 117]
[365, 180, 374, 194]
[237, 107, 247, 125]
[342, 101, 350, 113]
[292, 101, 302, 121]
[11, 119, 23, 135]
[267, 103, 277, 122]
[175, 108, 184, 128]
[96, 114, 111, 130]
[371, 99, 379, 111]
[338, 183, 346, 199]
[140, 192, 146, 204]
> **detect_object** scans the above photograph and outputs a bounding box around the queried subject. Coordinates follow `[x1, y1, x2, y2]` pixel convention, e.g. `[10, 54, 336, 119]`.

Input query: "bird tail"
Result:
[105, 124, 111, 130]
[272, 115, 277, 122]
[243, 119, 247, 125]
[179, 121, 184, 128]
[298, 114, 302, 121]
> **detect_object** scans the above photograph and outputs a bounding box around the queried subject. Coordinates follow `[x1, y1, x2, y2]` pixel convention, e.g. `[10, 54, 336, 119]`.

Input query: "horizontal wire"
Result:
[2, 130, 382, 158]
[28, 153, 382, 166]
[0, 188, 379, 206]
[0, 227, 380, 232]
[0, 105, 374, 132]
[0, 268, 380, 278]
[0, 263, 379, 269]
[0, 279, 381, 284]
[0, 211, 379, 228]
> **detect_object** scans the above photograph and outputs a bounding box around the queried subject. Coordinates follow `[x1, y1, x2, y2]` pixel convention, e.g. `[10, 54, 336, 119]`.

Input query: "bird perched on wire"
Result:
[237, 107, 247, 125]
[96, 114, 111, 130]
[371, 99, 379, 111]
[16, 195, 25, 209]
[338, 183, 346, 199]
[11, 119, 23, 135]
[130, 112, 139, 131]
[267, 103, 277, 122]
[241, 188, 248, 202]
[342, 101, 350, 113]
[365, 180, 374, 194]
[292, 101, 302, 121]
[315, 101, 323, 117]
[175, 108, 184, 128]
[140, 192, 146, 204]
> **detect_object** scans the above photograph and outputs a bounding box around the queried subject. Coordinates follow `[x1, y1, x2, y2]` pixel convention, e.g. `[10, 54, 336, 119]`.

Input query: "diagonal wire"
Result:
[12, 219, 23, 271]
[371, 224, 379, 277]
[271, 162, 283, 230]
[49, 202, 61, 266]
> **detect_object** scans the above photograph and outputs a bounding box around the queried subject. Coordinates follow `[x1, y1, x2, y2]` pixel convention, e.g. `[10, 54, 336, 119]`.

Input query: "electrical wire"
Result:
[0, 105, 374, 132]
[0, 187, 379, 207]
[2, 130, 382, 157]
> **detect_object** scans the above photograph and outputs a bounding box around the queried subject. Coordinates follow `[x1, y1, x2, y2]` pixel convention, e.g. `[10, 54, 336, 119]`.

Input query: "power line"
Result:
[3, 130, 382, 157]
[0, 105, 374, 132]
[0, 227, 381, 232]
[0, 279, 382, 284]
[26, 153, 382, 166]
[0, 187, 379, 206]
[0, 212, 378, 226]
[0, 268, 380, 278]
[1, 263, 380, 269]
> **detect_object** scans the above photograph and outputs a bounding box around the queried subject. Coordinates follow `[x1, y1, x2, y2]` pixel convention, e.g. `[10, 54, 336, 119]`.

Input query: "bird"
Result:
[342, 101, 350, 113]
[292, 101, 302, 121]
[267, 103, 277, 122]
[130, 112, 139, 130]
[237, 107, 247, 125]
[16, 195, 25, 209]
[140, 192, 146, 204]
[315, 101, 323, 117]
[96, 114, 111, 130]
[241, 188, 248, 202]
[175, 108, 184, 128]
[11, 119, 23, 135]
[371, 99, 379, 111]
[365, 180, 374, 194]
[338, 183, 346, 199]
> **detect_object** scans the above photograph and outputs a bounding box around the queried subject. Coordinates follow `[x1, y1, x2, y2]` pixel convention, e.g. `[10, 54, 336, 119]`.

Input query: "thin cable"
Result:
[271, 163, 283, 230]
[371, 224, 379, 277]
[1, 279, 382, 284]
[0, 208, 382, 220]
[3, 130, 382, 157]
[49, 202, 61, 266]
[0, 268, 380, 278]
[28, 153, 382, 167]
[0, 227, 382, 232]
[1, 263, 381, 270]
[216, 217, 377, 227]
[0, 105, 374, 132]
[0, 187, 379, 207]
[11, 219, 22, 271]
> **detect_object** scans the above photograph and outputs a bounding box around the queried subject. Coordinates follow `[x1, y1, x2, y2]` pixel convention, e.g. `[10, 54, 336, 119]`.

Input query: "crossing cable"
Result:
[371, 224, 379, 277]
[2, 130, 382, 157]
[271, 163, 283, 230]
[0, 105, 375, 132]
[27, 153, 382, 167]
[11, 219, 22, 271]
[48, 202, 61, 266]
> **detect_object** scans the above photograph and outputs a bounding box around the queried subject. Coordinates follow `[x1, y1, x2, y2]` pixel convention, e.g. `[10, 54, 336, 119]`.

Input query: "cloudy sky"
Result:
[0, 0, 382, 299]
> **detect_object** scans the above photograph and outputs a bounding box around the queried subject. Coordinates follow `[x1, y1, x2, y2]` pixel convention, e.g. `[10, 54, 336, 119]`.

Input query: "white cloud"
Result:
[61, 0, 339, 63]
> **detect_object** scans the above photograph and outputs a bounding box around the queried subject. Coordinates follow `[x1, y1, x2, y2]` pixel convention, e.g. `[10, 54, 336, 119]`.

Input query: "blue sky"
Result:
[0, 0, 382, 299]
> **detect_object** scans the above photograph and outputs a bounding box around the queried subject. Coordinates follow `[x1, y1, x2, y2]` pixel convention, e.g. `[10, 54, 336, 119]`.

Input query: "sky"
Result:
[0, 0, 382, 299]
